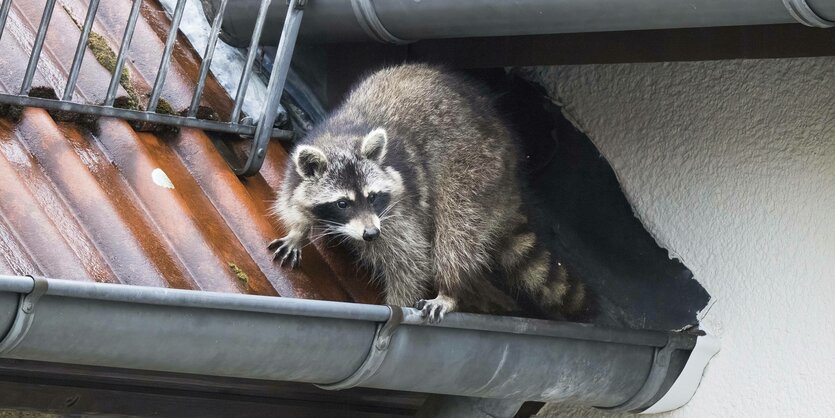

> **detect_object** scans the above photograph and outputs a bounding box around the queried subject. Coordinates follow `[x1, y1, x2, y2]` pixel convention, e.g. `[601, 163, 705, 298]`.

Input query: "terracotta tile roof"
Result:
[0, 0, 379, 303]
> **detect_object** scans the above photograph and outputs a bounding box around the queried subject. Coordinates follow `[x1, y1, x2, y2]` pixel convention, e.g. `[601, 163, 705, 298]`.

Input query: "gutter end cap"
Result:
[640, 334, 721, 414]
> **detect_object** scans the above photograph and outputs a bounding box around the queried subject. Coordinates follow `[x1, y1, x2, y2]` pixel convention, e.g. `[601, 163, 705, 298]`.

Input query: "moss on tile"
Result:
[76, 113, 101, 135]
[112, 95, 139, 111]
[228, 262, 250, 287]
[155, 98, 176, 115]
[180, 106, 219, 121]
[87, 32, 141, 111]
[129, 98, 181, 134]
[62, 5, 140, 110]
[26, 86, 100, 134]
[0, 104, 23, 122]
[28, 86, 73, 121]
[27, 86, 59, 100]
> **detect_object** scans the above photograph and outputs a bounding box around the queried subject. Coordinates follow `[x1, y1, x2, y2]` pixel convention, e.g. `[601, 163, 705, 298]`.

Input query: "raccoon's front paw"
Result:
[268, 236, 302, 268]
[415, 294, 457, 324]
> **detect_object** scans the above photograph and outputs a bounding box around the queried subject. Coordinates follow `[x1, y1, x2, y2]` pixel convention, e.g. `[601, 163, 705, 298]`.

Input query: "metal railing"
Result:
[0, 0, 306, 176]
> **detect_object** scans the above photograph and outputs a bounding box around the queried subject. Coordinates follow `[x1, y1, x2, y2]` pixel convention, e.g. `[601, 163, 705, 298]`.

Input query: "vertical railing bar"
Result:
[0, 0, 13, 44]
[230, 0, 272, 123]
[63, 0, 101, 101]
[104, 0, 143, 106]
[237, 0, 304, 176]
[147, 0, 187, 113]
[187, 0, 228, 117]
[19, 0, 57, 95]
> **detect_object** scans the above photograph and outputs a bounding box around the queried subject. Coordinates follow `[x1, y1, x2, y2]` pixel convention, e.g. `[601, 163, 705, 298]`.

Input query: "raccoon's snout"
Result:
[362, 226, 380, 241]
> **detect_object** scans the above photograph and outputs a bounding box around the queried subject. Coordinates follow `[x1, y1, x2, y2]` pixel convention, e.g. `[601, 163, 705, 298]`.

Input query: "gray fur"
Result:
[271, 64, 586, 322]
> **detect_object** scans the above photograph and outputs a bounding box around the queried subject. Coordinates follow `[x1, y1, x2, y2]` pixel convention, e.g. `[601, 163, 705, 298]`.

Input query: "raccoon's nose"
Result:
[362, 226, 380, 241]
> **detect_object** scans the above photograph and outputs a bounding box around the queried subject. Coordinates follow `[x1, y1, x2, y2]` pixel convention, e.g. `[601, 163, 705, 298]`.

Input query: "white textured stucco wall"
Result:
[521, 57, 835, 417]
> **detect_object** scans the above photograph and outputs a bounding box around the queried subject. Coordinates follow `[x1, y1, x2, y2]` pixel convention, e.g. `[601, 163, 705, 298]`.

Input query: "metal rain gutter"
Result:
[0, 275, 718, 413]
[203, 0, 835, 46]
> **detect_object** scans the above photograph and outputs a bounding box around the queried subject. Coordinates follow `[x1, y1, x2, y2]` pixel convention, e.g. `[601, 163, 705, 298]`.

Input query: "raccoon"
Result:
[270, 64, 587, 322]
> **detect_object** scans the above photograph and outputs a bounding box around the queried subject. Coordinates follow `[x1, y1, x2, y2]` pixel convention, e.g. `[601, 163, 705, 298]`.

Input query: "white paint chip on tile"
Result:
[151, 168, 174, 190]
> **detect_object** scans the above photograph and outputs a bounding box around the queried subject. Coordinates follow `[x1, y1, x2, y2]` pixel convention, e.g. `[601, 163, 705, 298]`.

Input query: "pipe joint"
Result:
[783, 0, 835, 27]
[0, 276, 48, 354]
[601, 332, 694, 413]
[350, 0, 412, 44]
[317, 305, 404, 390]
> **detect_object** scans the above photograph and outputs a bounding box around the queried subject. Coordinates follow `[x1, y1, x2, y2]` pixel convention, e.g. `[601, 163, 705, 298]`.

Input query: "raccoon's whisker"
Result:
[323, 234, 351, 248]
[315, 223, 342, 230]
[304, 235, 327, 249]
[379, 199, 403, 218]
[317, 230, 344, 240]
[305, 227, 345, 249]
[311, 227, 335, 237]
[379, 215, 405, 223]
[303, 237, 321, 249]
[380, 208, 396, 219]
[309, 225, 335, 235]
[310, 226, 342, 238]
[314, 221, 345, 230]
[380, 209, 405, 218]
[314, 218, 341, 224]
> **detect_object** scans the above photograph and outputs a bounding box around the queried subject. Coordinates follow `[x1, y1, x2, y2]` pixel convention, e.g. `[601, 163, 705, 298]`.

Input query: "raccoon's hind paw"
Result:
[268, 237, 302, 268]
[415, 294, 457, 324]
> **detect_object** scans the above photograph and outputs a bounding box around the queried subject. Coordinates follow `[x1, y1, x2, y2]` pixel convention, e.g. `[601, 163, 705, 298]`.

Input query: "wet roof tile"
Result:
[0, 0, 379, 303]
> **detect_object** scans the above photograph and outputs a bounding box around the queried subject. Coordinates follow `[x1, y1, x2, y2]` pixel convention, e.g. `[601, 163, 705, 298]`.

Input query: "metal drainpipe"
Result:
[202, 0, 835, 47]
[0, 275, 718, 414]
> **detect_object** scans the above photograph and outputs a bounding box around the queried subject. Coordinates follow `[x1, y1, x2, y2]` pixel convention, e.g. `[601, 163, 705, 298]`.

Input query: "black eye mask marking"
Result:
[312, 201, 354, 225]
[371, 192, 391, 215]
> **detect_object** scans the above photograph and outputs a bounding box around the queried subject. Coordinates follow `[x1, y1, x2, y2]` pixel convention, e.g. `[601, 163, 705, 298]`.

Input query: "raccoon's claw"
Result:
[415, 295, 456, 324]
[414, 299, 427, 312]
[282, 249, 301, 268]
[269, 237, 302, 268]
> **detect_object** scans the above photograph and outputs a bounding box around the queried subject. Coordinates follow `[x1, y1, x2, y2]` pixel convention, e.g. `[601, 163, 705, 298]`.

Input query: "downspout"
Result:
[202, 0, 835, 47]
[0, 275, 718, 413]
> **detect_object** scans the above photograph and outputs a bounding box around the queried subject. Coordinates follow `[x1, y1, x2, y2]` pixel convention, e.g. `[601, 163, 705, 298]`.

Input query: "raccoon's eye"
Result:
[367, 193, 377, 203]
[336, 200, 349, 209]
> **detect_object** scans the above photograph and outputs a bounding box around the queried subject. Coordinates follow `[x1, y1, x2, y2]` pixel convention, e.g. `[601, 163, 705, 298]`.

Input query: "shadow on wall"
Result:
[472, 69, 710, 331]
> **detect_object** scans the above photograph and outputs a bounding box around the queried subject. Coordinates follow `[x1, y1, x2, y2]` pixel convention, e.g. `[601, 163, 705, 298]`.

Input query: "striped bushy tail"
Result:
[497, 224, 589, 321]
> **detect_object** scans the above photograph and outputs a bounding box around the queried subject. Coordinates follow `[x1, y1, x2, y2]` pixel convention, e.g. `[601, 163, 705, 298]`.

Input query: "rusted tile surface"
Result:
[0, 119, 113, 282]
[0, 0, 377, 302]
[15, 109, 185, 288]
[167, 128, 353, 300]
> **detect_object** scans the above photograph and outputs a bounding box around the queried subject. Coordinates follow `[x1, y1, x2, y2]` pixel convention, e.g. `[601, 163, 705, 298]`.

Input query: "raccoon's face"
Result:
[292, 128, 403, 243]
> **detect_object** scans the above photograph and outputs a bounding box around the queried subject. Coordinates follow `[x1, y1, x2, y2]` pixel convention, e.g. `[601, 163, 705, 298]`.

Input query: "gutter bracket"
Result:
[783, 0, 835, 27]
[350, 0, 412, 44]
[0, 276, 48, 355]
[600, 332, 693, 413]
[316, 305, 404, 390]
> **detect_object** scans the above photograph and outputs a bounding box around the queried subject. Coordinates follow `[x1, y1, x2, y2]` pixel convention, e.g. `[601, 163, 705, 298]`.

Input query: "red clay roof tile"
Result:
[0, 0, 379, 303]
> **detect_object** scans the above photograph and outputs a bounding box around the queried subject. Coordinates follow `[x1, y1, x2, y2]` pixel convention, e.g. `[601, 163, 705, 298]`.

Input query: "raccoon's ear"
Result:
[361, 128, 387, 163]
[293, 145, 328, 178]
